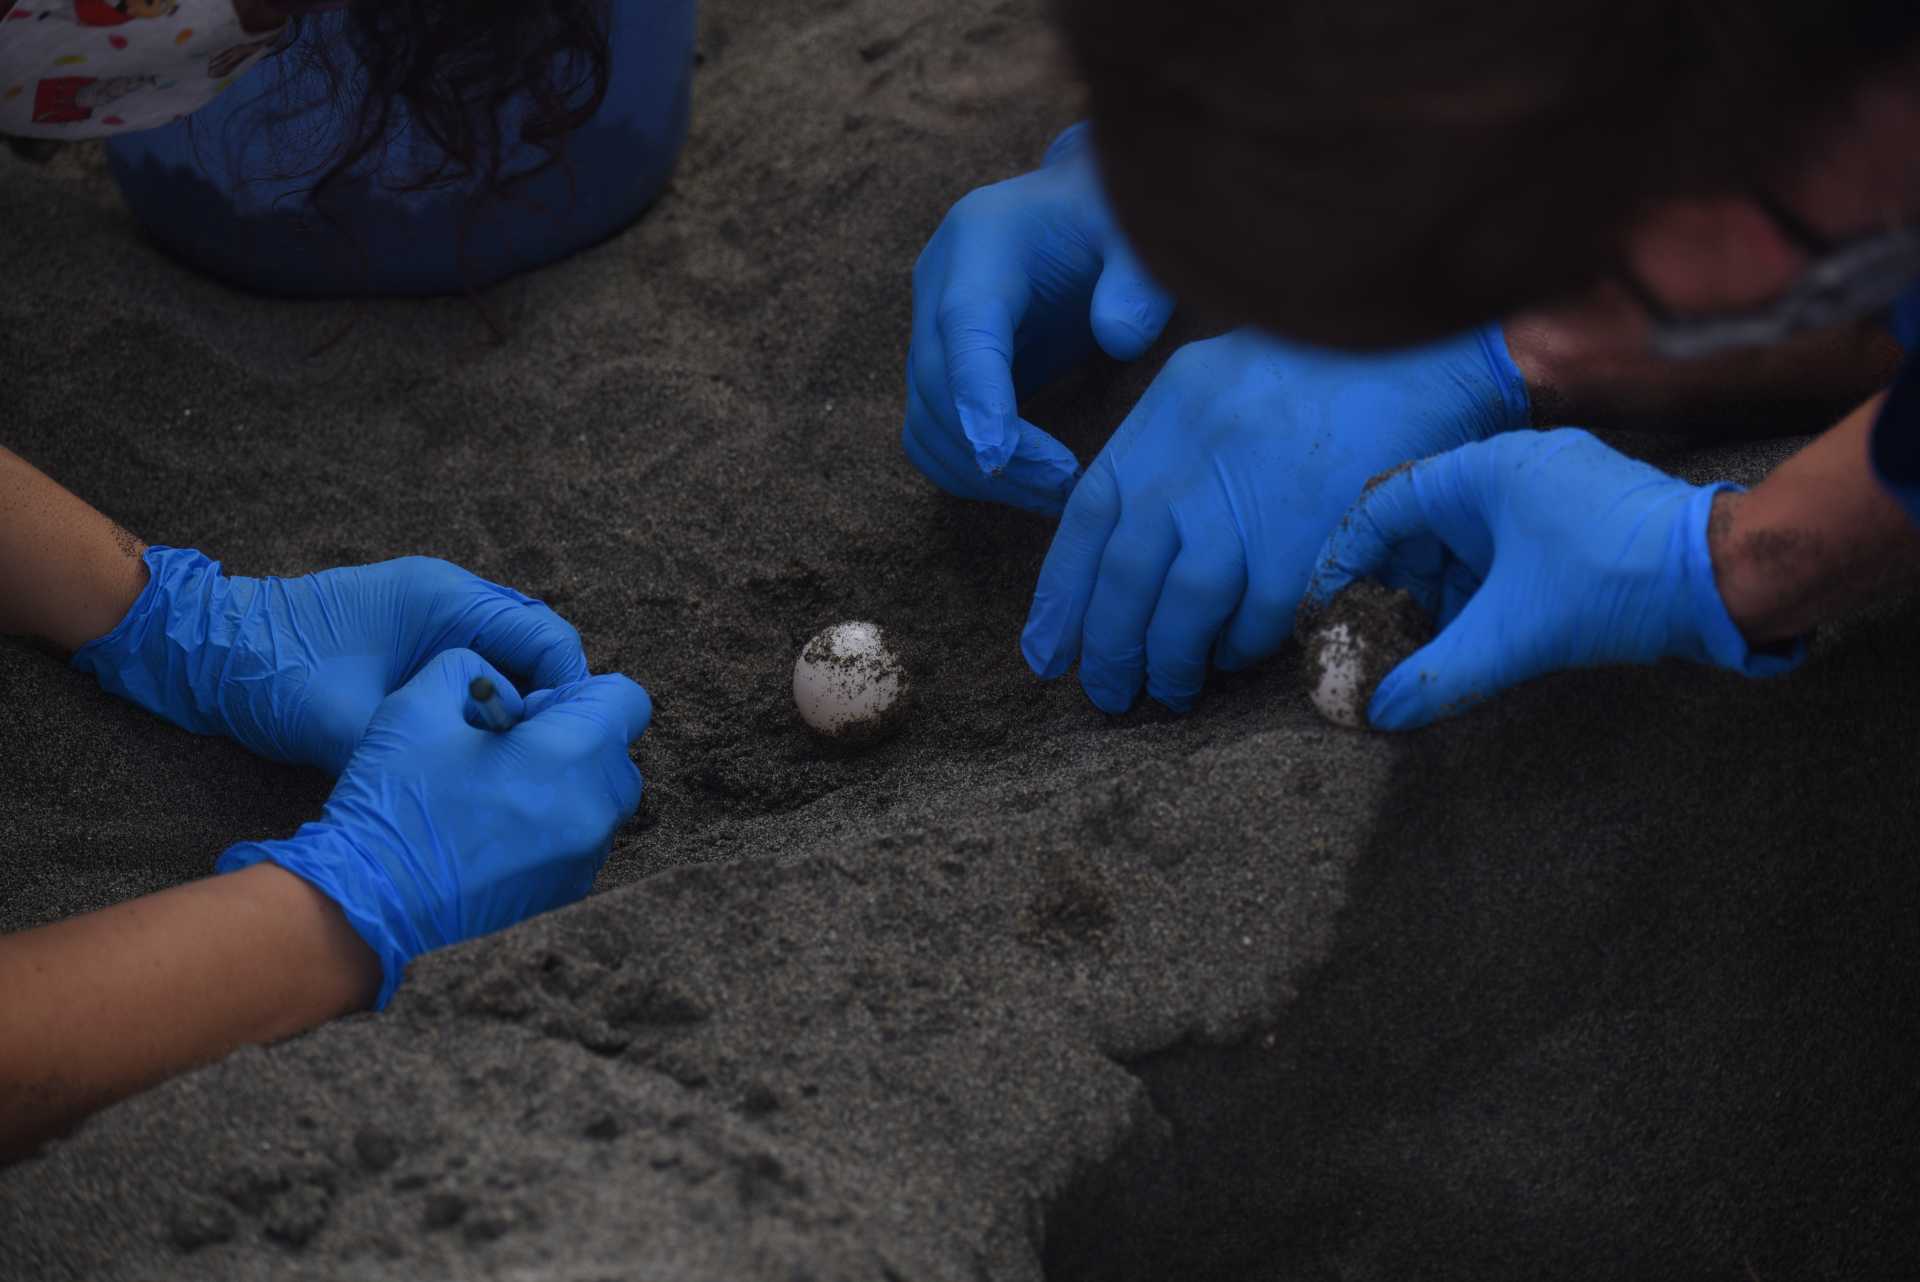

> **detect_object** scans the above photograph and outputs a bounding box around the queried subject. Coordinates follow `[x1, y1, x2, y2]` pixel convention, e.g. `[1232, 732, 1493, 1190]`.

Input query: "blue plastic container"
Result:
[105, 0, 697, 296]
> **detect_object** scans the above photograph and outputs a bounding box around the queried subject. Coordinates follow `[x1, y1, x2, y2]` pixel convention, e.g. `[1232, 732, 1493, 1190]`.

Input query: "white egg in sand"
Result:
[1307, 620, 1373, 728]
[793, 621, 911, 745]
[1301, 582, 1432, 730]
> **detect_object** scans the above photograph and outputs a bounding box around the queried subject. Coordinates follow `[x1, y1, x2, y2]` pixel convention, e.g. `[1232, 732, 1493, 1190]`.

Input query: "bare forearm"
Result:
[0, 864, 379, 1162]
[1708, 392, 1920, 644]
[1506, 309, 1902, 436]
[0, 446, 150, 650]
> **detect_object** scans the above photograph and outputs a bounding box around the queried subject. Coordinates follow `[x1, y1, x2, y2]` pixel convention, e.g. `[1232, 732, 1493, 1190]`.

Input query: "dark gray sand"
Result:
[3, 1, 1920, 1279]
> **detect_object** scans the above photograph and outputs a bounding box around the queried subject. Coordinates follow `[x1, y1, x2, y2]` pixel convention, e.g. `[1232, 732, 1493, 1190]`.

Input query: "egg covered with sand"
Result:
[1301, 581, 1433, 729]
[793, 621, 911, 745]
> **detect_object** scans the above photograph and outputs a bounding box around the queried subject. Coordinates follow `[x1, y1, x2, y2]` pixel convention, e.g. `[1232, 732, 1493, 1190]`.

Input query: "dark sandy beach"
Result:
[4, 0, 1919, 1278]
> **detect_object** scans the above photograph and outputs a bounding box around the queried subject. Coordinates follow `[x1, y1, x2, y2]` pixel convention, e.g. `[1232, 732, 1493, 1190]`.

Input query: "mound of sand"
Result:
[3, 1, 1918, 1278]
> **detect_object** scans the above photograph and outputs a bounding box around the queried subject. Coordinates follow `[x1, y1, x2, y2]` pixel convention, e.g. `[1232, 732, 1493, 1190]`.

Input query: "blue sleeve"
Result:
[1892, 283, 1920, 352]
[1868, 284, 1920, 525]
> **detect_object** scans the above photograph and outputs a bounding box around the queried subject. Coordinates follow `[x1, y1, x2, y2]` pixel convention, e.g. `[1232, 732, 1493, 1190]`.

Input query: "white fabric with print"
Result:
[0, 0, 280, 138]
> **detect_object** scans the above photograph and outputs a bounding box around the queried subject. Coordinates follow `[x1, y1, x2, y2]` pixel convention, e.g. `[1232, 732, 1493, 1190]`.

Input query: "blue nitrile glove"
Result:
[1302, 428, 1807, 730]
[71, 547, 588, 775]
[902, 121, 1176, 514]
[1021, 325, 1532, 713]
[217, 649, 652, 1008]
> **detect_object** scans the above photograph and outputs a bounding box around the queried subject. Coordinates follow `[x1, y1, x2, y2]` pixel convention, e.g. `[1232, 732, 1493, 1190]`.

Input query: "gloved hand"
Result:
[1302, 428, 1806, 730]
[903, 121, 1176, 514]
[1022, 325, 1532, 713]
[217, 648, 652, 1008]
[71, 547, 588, 775]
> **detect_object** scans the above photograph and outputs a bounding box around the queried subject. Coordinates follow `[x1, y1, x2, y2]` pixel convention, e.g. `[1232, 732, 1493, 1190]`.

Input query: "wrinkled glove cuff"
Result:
[1683, 482, 1808, 678]
[1042, 120, 1093, 168]
[1473, 324, 1535, 438]
[70, 545, 230, 736]
[217, 823, 421, 1011]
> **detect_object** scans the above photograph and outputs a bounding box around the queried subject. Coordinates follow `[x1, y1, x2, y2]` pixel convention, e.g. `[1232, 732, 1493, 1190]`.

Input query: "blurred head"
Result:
[1050, 0, 1920, 353]
[294, 0, 612, 202]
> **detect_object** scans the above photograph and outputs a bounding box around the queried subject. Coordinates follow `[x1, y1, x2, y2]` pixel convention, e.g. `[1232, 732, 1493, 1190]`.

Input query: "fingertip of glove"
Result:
[1147, 686, 1197, 715]
[1077, 662, 1136, 714]
[605, 674, 655, 739]
[1091, 314, 1155, 362]
[1211, 644, 1252, 674]
[1363, 686, 1405, 732]
[973, 444, 1014, 478]
[1365, 670, 1448, 732]
[956, 404, 1015, 474]
[1081, 682, 1133, 716]
[1019, 622, 1068, 680]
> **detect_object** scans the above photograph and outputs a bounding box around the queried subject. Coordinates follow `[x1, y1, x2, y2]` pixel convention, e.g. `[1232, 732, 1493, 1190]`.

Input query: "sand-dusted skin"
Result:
[1299, 580, 1433, 728]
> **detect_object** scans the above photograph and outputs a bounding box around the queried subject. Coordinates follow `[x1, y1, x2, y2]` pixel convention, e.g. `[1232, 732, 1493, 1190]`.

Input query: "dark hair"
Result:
[1050, 1, 1920, 348]
[295, 0, 611, 206]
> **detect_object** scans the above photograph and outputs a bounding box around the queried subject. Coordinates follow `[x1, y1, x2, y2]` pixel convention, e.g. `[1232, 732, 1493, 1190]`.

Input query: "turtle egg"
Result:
[1306, 621, 1373, 728]
[1301, 582, 1433, 730]
[793, 621, 910, 744]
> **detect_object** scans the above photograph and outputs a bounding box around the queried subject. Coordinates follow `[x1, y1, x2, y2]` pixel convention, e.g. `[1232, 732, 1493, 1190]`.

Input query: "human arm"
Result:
[1707, 391, 1920, 642]
[0, 648, 652, 1160]
[0, 445, 150, 650]
[1505, 304, 1901, 435]
[0, 864, 379, 1161]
